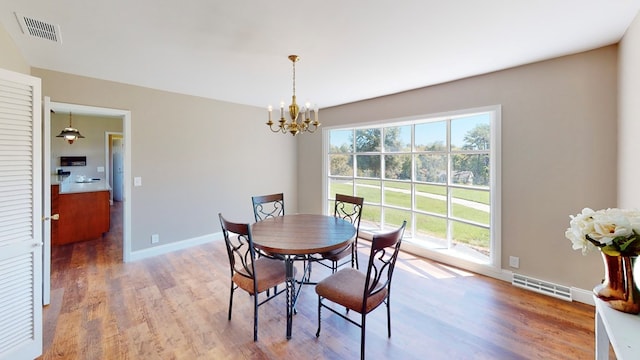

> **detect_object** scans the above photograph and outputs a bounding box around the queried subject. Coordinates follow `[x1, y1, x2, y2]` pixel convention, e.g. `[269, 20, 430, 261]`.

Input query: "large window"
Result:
[325, 107, 500, 267]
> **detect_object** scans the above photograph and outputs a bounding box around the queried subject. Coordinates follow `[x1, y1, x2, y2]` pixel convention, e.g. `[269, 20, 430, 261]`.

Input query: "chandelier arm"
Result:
[267, 124, 284, 133]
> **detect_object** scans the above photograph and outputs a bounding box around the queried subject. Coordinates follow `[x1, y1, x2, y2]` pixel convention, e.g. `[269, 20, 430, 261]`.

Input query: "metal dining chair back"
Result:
[315, 220, 406, 360]
[218, 213, 287, 341]
[251, 193, 285, 221]
[318, 193, 364, 272]
[251, 193, 285, 260]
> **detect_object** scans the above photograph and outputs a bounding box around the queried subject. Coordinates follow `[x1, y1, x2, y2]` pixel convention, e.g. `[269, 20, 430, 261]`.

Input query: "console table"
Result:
[595, 296, 640, 359]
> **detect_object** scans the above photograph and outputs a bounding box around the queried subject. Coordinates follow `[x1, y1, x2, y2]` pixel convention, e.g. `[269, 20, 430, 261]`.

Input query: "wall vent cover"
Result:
[15, 12, 62, 43]
[512, 273, 572, 301]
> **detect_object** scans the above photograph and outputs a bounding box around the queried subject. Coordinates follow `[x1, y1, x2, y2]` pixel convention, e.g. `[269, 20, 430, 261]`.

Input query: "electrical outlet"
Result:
[151, 234, 159, 244]
[509, 256, 520, 269]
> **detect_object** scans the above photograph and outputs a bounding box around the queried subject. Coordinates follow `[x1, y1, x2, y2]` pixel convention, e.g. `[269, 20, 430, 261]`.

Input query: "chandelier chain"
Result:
[292, 59, 296, 97]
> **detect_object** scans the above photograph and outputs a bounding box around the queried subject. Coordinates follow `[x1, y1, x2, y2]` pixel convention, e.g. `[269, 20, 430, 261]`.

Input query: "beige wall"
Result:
[0, 24, 29, 74]
[3, 16, 637, 291]
[619, 12, 640, 207]
[51, 113, 123, 179]
[298, 47, 619, 290]
[32, 68, 297, 252]
[0, 18, 298, 253]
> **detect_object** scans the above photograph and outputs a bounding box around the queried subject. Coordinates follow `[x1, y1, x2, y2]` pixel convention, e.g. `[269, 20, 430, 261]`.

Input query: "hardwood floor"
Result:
[40, 204, 604, 359]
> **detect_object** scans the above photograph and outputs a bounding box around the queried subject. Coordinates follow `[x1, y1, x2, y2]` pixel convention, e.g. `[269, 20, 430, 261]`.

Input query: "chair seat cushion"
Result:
[320, 244, 351, 261]
[315, 268, 387, 313]
[233, 257, 287, 294]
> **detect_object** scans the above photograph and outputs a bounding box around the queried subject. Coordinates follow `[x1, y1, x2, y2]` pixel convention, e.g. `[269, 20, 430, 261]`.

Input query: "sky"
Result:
[329, 112, 491, 150]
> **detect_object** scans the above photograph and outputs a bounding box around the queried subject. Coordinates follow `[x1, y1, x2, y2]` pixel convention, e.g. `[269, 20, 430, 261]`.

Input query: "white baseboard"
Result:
[571, 287, 595, 305]
[399, 241, 594, 306]
[128, 231, 223, 262]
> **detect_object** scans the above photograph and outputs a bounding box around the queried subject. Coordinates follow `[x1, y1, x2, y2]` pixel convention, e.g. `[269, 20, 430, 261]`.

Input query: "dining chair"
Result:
[251, 192, 286, 264]
[218, 213, 287, 341]
[251, 193, 285, 221]
[318, 193, 364, 273]
[315, 220, 406, 360]
[251, 192, 312, 285]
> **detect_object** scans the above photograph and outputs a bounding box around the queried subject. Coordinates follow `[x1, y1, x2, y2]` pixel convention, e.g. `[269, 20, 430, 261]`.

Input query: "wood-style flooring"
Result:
[40, 203, 606, 359]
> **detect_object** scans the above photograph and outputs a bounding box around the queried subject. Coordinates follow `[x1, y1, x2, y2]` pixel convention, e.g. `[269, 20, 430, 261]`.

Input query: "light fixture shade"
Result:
[57, 112, 84, 144]
[56, 127, 85, 144]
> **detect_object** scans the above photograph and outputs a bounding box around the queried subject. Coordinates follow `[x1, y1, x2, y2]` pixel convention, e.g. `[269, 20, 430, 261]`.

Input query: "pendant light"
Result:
[56, 112, 85, 144]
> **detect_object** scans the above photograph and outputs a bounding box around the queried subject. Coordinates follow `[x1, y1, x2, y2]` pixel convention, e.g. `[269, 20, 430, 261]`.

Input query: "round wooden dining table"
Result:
[251, 214, 356, 339]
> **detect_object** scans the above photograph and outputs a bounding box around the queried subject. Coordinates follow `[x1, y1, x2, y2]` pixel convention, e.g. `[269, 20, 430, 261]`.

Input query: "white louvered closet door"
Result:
[0, 68, 43, 360]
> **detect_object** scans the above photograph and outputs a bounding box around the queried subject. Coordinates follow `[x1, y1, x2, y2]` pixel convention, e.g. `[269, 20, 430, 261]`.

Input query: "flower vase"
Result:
[593, 252, 640, 314]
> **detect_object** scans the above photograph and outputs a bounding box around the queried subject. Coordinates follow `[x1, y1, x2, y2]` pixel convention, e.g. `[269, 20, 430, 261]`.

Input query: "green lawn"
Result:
[329, 180, 490, 250]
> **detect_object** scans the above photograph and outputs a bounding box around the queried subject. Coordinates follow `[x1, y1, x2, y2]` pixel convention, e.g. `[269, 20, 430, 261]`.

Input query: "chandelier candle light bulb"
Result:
[266, 55, 321, 136]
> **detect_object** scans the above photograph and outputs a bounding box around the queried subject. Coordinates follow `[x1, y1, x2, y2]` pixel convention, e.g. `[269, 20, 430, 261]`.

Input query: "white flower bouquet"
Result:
[565, 208, 640, 256]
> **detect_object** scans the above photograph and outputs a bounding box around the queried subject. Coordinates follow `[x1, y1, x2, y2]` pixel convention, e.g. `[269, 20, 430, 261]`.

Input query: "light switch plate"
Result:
[134, 177, 142, 187]
[97, 166, 105, 173]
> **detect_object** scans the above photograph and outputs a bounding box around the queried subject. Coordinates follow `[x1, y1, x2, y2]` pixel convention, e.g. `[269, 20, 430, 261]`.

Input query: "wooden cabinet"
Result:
[51, 185, 110, 245]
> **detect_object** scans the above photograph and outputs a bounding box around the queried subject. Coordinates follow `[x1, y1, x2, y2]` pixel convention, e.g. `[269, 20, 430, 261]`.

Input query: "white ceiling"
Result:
[1, 1, 639, 109]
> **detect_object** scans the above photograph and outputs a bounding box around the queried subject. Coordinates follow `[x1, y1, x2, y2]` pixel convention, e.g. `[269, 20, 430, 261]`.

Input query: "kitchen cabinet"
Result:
[51, 184, 110, 245]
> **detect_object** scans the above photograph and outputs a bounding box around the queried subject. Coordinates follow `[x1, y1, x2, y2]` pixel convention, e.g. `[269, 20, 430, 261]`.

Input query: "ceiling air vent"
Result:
[15, 12, 62, 43]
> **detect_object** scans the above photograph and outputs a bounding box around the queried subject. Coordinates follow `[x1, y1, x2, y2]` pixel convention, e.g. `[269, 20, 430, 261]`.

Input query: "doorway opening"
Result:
[105, 132, 124, 204]
[43, 97, 132, 305]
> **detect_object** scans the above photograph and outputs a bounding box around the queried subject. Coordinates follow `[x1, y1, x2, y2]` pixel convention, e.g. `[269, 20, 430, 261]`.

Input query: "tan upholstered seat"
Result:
[233, 257, 287, 295]
[315, 268, 387, 313]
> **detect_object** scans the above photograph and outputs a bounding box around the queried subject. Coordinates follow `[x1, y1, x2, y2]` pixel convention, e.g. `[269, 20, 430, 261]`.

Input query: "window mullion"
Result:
[446, 119, 453, 249]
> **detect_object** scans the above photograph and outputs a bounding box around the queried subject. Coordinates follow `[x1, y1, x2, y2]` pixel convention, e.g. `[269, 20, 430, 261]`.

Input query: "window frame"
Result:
[322, 105, 502, 273]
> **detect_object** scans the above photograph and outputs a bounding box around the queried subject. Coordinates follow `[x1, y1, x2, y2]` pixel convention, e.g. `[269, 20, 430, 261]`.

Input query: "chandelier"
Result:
[56, 112, 85, 144]
[266, 55, 320, 136]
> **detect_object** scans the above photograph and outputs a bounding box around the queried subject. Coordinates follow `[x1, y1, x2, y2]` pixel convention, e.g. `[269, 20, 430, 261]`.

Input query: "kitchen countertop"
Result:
[53, 175, 111, 194]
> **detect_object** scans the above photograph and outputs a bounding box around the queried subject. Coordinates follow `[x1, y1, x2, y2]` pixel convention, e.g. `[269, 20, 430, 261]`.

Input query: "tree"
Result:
[455, 123, 490, 186]
[463, 124, 490, 151]
[330, 154, 352, 176]
[383, 127, 409, 179]
[355, 129, 381, 177]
